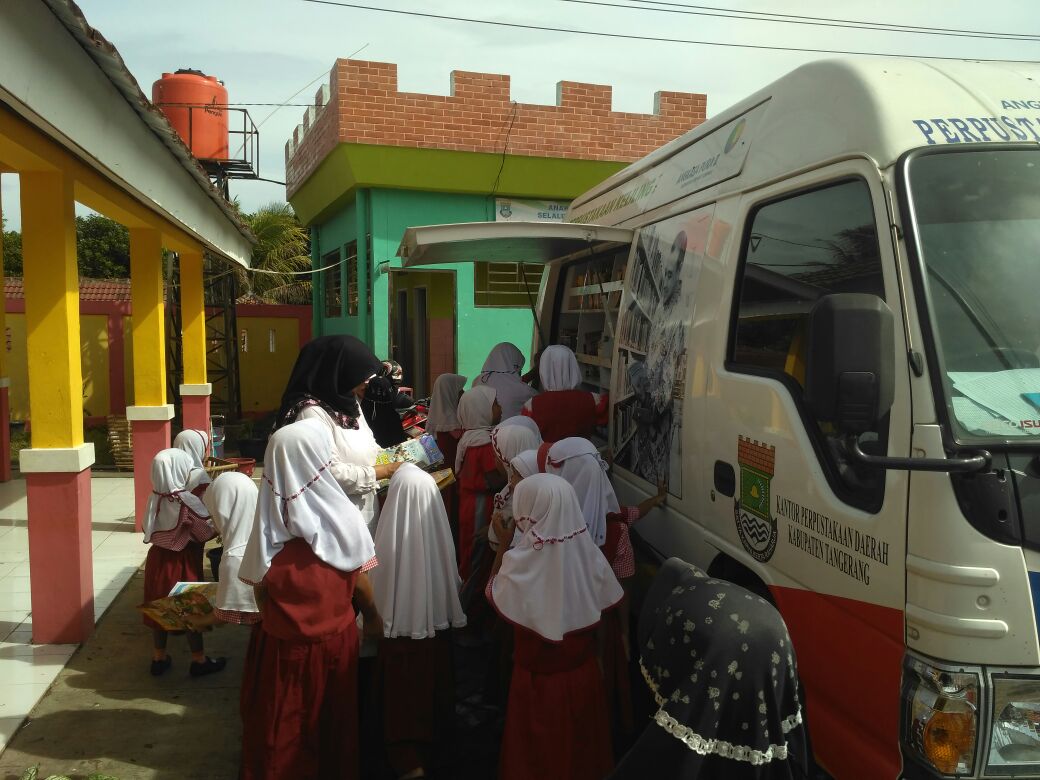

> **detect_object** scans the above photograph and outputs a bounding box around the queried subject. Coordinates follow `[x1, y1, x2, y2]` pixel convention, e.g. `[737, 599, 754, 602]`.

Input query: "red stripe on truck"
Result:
[770, 585, 904, 779]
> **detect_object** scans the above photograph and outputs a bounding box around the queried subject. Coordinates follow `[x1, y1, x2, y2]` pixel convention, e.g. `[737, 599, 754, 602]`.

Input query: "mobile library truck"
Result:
[398, 58, 1040, 779]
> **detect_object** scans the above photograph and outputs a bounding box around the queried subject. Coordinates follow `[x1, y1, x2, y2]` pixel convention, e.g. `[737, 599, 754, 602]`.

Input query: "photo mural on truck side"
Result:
[613, 206, 713, 496]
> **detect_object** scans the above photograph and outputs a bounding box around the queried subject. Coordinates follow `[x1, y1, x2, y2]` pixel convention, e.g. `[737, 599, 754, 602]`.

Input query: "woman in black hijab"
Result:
[361, 361, 412, 448]
[610, 558, 807, 780]
[277, 335, 401, 535]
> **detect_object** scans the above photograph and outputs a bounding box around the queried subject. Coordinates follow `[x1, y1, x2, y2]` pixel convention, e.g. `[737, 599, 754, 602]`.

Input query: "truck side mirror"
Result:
[804, 293, 895, 434]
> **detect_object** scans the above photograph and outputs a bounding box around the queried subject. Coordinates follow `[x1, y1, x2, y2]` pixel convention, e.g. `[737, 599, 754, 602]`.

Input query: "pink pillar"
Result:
[26, 468, 93, 643]
[126, 404, 174, 532]
[131, 420, 171, 532]
[0, 383, 10, 482]
[181, 392, 211, 435]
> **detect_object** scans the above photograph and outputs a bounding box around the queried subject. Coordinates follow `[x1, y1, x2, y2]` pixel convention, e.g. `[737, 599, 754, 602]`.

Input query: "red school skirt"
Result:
[240, 621, 360, 780]
[141, 542, 204, 631]
[500, 624, 614, 780]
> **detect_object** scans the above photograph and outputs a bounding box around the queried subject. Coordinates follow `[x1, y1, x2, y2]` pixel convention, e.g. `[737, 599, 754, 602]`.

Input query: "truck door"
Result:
[703, 162, 912, 779]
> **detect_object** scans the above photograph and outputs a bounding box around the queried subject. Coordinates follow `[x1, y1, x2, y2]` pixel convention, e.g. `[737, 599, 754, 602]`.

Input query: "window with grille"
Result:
[323, 249, 342, 318]
[474, 262, 543, 307]
[345, 241, 359, 316]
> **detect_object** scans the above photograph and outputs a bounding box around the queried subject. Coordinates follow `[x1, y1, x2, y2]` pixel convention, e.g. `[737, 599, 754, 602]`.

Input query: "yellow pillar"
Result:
[0, 183, 7, 379]
[178, 248, 212, 435]
[129, 228, 167, 406]
[0, 182, 10, 481]
[20, 169, 97, 644]
[21, 170, 82, 448]
[180, 249, 207, 386]
[128, 227, 173, 531]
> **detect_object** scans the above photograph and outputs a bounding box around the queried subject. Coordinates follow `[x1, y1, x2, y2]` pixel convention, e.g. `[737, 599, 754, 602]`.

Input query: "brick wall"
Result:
[286, 59, 707, 198]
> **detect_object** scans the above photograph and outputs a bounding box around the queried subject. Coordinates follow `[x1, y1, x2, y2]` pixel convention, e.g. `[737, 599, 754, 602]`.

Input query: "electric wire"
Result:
[489, 101, 520, 198]
[568, 0, 1040, 42]
[298, 0, 1040, 62]
[623, 0, 1040, 40]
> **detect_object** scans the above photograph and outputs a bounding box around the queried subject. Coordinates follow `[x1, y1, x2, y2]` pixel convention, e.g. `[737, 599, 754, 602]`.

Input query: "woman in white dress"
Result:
[276, 335, 401, 535]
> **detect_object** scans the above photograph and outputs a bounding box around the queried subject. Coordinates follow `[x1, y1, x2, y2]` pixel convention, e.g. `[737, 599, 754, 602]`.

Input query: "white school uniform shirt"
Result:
[296, 404, 382, 535]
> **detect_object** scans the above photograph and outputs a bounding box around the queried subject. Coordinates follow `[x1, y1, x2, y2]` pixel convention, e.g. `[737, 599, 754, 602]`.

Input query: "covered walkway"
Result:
[0, 0, 253, 654]
[0, 475, 140, 754]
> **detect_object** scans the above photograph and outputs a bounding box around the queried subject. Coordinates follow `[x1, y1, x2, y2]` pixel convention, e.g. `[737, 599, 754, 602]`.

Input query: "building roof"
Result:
[40, 0, 254, 246]
[5, 277, 131, 303]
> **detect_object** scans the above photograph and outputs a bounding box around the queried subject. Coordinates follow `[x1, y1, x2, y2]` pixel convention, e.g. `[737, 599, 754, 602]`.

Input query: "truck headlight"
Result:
[987, 676, 1040, 774]
[902, 656, 979, 776]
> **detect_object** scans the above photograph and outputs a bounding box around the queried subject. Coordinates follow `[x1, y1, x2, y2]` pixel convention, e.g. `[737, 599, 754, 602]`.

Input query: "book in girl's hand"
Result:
[375, 433, 444, 470]
[375, 434, 446, 490]
[137, 582, 218, 632]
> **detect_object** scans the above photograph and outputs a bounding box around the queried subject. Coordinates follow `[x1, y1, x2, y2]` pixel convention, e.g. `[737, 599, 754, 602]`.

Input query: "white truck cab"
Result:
[398, 58, 1040, 779]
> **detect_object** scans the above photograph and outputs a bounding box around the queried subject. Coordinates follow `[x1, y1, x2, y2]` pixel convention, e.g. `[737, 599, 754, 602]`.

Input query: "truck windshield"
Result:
[907, 148, 1040, 443]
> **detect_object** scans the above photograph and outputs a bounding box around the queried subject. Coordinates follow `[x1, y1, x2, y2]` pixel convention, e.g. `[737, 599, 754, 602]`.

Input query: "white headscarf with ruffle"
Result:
[239, 418, 375, 584]
[491, 474, 622, 641]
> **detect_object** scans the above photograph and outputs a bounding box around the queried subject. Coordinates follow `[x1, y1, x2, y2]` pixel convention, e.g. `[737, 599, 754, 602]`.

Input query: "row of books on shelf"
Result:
[566, 291, 622, 312]
[631, 261, 659, 306]
[618, 309, 652, 353]
[613, 402, 637, 452]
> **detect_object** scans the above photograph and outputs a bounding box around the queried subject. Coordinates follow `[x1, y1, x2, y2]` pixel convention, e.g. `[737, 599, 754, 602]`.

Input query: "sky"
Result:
[4, 0, 1040, 230]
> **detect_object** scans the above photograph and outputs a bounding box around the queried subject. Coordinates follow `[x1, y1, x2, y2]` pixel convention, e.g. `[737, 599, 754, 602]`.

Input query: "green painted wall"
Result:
[298, 145, 627, 384]
[313, 199, 375, 343]
[368, 188, 535, 382]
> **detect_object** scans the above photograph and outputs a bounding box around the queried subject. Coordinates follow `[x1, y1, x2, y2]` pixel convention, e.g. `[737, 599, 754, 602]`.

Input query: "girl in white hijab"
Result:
[427, 373, 468, 435]
[202, 472, 260, 625]
[473, 342, 537, 420]
[455, 386, 503, 579]
[371, 464, 466, 778]
[488, 422, 543, 551]
[173, 428, 213, 488]
[238, 417, 383, 780]
[521, 345, 608, 442]
[142, 448, 223, 678]
[544, 437, 619, 547]
[488, 474, 622, 780]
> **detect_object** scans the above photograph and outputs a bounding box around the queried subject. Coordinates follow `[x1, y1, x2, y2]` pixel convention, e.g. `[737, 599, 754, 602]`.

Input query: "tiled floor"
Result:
[0, 474, 141, 753]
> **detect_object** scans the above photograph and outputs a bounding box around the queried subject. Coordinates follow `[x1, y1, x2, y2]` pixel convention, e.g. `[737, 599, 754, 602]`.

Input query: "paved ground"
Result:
[0, 475, 145, 753]
[0, 565, 505, 780]
[0, 567, 250, 780]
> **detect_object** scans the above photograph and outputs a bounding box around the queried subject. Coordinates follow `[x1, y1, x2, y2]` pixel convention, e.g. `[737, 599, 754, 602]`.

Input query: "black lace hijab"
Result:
[610, 558, 807, 780]
[276, 335, 383, 430]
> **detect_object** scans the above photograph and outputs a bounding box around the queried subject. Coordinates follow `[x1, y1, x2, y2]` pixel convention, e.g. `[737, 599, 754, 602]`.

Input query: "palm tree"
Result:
[240, 202, 312, 304]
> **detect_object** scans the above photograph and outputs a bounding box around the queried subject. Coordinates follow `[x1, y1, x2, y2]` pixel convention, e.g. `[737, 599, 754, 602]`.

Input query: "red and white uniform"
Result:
[488, 474, 622, 780]
[238, 419, 377, 780]
[142, 449, 215, 631]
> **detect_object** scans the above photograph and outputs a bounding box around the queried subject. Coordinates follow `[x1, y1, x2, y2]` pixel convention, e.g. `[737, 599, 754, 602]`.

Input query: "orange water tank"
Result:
[152, 69, 229, 161]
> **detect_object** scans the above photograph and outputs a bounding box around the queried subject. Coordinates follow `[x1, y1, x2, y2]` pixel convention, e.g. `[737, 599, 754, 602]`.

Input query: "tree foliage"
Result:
[75, 214, 130, 278]
[239, 202, 311, 304]
[2, 216, 22, 276]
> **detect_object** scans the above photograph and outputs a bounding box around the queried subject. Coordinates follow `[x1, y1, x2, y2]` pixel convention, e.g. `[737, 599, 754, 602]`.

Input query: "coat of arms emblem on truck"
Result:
[735, 436, 778, 563]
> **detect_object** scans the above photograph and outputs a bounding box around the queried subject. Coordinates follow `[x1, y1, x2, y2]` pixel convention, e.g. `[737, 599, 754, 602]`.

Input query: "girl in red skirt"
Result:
[454, 385, 502, 580]
[371, 464, 467, 778]
[142, 448, 224, 677]
[238, 418, 382, 780]
[521, 346, 608, 442]
[543, 438, 666, 745]
[488, 474, 623, 780]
